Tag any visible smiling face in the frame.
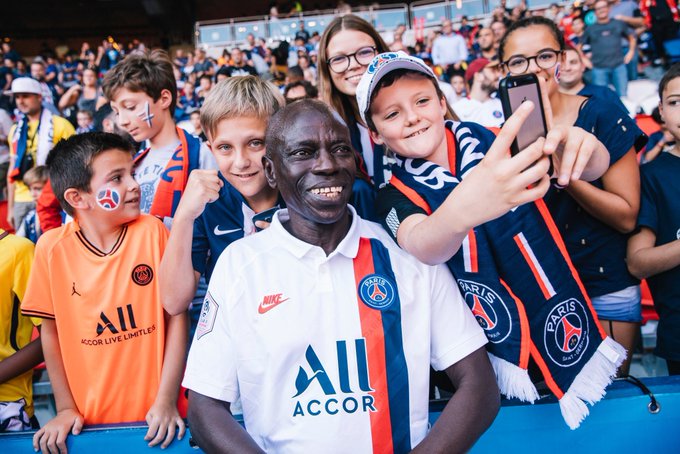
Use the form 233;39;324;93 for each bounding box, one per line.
85;149;140;224
659;77;680;144
208;115;277;212
560;49;585;89
501;24;564;97
265;104;355;228
325;29;377;97
368;73;448;166
110;87;170;142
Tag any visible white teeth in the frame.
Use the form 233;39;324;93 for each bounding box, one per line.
310;186;343;197
407;128;427;138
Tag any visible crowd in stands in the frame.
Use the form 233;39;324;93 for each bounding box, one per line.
2;0;680;451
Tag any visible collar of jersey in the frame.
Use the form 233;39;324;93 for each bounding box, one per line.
269;205;361;260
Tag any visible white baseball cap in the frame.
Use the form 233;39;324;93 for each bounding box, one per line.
356;51;436;124
5;77;42;96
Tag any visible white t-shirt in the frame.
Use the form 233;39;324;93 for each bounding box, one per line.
453;97;505;128
183;206;487;453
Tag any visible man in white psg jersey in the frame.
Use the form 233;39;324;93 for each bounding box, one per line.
182;100;499;453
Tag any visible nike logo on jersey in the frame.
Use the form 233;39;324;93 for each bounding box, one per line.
258;293;289;314
213;226;242;236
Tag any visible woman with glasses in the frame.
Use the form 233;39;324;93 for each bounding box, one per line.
499;16;646;376
318;14;392;197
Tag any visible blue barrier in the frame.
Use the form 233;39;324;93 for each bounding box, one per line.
2;376;678;452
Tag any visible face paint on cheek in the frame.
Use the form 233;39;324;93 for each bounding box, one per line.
96;187;121;211
554;63;561;83
137;101;154;128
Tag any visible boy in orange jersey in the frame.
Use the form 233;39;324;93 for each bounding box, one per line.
21;132;187;452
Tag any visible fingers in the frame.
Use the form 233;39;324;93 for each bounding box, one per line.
147;419;169;448
176;417;186;441
71;416;83;436
33;427;44;451
56;427;69;454
144;413;159;443
159;418;181;449
486;101;535;161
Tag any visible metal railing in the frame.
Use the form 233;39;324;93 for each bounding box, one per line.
194;0;561;49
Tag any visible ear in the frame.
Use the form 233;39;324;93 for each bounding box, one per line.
369;128;385;146
63;188;91;212
439;96;448;118
658;101;665;121
263;155;277;190
158;88;173;110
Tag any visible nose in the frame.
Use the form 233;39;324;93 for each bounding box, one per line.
117;110;130;126
233;148;251;170
404;107;419;126
527;57;542;74
312;148;337;174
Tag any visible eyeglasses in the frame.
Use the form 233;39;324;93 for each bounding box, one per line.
326;46;377;73
503;49;562;75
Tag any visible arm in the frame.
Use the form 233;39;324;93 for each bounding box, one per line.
616;15;646;28
187;391;264;454
7;154;15;228
159;169;221;315
33;319;84;454
627;227;680;279
413;348;500;453
0;337;43;383
564;148;640;233
57;85;80;111
144;311;188;448
624;32;637;64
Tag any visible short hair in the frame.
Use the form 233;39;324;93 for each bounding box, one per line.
46;132;134;216
284;80;318;101
499;16;565;63
365;69;457;132
659;63;680;98
200;75;284;140
265;99;344;158
102;49;177;115
77;109;94;119
23;165;49;187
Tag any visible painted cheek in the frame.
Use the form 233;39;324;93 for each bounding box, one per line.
137;101;155;128
554;63;561;83
95;186;122;211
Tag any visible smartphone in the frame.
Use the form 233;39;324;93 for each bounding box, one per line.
252;206;280;231
498;73;548;156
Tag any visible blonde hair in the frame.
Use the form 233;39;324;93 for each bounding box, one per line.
200;76;284;140
23;165;49;187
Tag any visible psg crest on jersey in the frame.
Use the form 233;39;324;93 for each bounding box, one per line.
358;273;396;310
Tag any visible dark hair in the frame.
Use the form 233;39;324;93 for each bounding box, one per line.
659;63;680;98
284;80;318;101
46;132;134;216
77;109;94;119
651;106;663;125
498;16;565;63
102;49;177;115
365;69;458;132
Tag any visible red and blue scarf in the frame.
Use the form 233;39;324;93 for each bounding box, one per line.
133;127;200;221
389;121;625;429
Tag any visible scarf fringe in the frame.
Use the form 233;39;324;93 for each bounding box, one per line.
488;353;539;403
558;336;626;429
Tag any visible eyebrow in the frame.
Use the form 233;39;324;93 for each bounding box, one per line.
105;167;127;178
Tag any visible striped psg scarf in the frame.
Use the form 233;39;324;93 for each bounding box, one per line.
389;121;625;429
9;109;54;183
133;127;200;221
353;236;410;453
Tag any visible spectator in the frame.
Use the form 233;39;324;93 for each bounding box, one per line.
222;48;258;77
558;46;629;113
188;109;207;141
15;165;47;243
641;106;674;163
102;50;217;222
490;20;508;47
471;27;497;60
58;67;101;120
22;132;187;450
297;53;316;84
193;48;213;77
432;19;469;79
627;64;680;376
422;56;465;106
60;53;79;88
76;109;95;134
294;20;310;43
0;107;12;201
6;78;75;229
453;58;504;127
609;0;645;81
183;100;498;452
566;15;586;46
1;42;20;64
196;74;213;103
581;0;636;97
0;228;42;432
283;79;318;103
29;60;58;111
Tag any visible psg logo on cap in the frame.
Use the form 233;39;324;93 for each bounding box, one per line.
367;52;400;75
358;273;396;310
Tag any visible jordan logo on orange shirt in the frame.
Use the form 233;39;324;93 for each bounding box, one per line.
258;293;289;314
71;282;81;297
